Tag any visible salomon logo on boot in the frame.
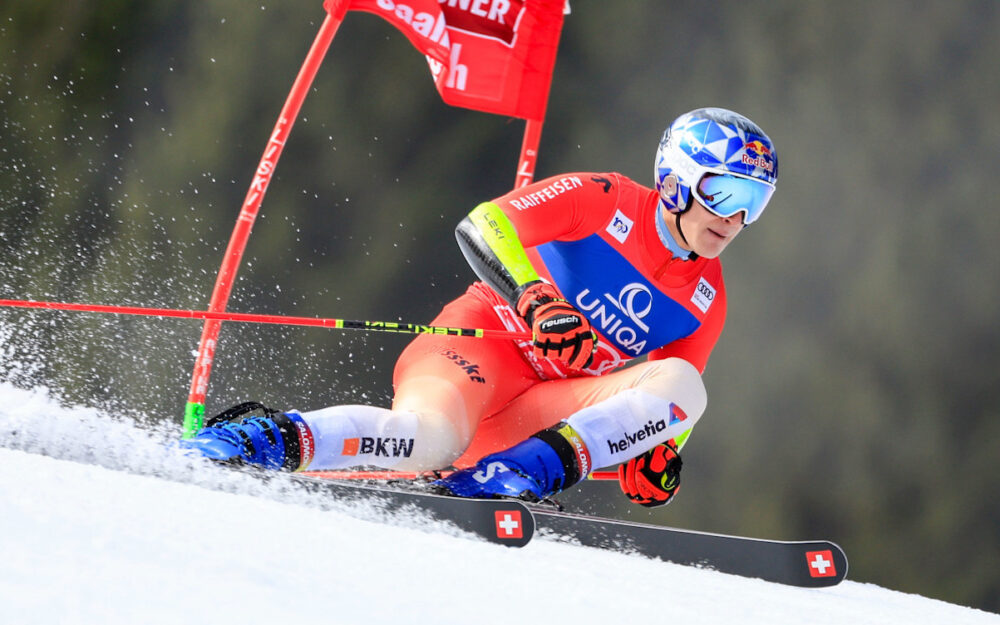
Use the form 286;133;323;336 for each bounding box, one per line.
435;422;592;500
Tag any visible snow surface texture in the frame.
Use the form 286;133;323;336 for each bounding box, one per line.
1;381;998;625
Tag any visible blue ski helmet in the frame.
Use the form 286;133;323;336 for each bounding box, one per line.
655;108;778;225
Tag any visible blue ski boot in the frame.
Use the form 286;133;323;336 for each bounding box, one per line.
179;401;315;472
436;422;593;500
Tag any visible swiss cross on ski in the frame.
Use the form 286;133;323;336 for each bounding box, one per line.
806;550;837;578
494;510;524;539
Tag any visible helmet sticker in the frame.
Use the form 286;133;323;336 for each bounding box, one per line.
741;140;774;173
655;107;777;221
661;174;678;198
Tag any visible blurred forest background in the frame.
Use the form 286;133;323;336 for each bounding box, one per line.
2;0;998;613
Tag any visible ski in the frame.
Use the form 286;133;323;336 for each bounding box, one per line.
528;505;848;587
290;474;534;547
291;473;847;586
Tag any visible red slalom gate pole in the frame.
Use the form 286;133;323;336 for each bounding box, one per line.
185;7;347;438
514;118;544;188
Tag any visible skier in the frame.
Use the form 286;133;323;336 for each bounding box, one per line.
182;107;778;507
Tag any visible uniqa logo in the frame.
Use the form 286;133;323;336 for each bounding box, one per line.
575;282;652;355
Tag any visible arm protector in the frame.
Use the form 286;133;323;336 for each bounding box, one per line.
455;202;543;305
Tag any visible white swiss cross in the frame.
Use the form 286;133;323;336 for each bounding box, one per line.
806;550;836;577
498;514;519;535
811;553;830;574
494;510;523;539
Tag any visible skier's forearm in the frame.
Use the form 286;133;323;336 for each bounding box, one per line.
455;202;543;304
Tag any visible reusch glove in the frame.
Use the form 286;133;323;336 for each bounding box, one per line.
618;441;683;508
515;281;597;370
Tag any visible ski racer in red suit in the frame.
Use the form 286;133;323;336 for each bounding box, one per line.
182;107;779;506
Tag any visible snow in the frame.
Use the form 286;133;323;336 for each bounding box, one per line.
1;381;997;625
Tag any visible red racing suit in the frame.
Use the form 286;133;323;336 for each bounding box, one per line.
459;171;726;377
390;172;726;465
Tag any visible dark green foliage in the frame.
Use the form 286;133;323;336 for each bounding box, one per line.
2;0;998;612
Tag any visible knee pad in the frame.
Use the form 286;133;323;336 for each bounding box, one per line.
567;358;707;469
395;409;471;471
631;357;707;415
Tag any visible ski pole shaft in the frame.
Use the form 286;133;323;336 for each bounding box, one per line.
0;298;531;341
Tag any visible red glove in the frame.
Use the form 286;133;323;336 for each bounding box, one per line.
515;282;596;370
618;442;683;508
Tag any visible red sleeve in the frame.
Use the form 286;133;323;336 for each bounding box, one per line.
647;279;727;374
492;173;622;247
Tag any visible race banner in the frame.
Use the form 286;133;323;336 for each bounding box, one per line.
325;0;567;120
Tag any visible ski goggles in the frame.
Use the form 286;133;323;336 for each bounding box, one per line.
695;173;775;225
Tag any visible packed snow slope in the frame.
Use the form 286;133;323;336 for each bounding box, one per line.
1;381;997;625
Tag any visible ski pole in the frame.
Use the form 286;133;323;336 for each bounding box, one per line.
0;298;530;341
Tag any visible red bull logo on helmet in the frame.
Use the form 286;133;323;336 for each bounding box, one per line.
741;140;774;172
